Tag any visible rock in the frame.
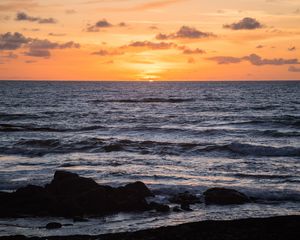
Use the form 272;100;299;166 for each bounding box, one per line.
46;222;62;229
45;170;99;196
173;206;182;212
0;171;155;218
120;181;153;198
203;188;250;205
169;191;201;205
181;203;193;211
149;202;170;212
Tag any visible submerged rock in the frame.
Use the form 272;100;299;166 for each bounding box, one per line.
0;170;154;218
203;187;250;205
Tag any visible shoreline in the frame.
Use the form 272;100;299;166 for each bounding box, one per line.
2;215;300;240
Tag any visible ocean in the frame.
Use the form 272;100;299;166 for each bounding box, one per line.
0;81;299;236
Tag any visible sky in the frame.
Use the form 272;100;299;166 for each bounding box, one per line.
0;0;299;81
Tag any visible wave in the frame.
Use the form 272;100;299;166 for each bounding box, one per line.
0;123;105;132
91;98;195;103
225;142;300;157
2;136;300;157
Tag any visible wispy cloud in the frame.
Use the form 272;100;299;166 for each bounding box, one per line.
16;12;57;24
208;53;299;65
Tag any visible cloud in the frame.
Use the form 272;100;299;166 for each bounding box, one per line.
27;39;80;50
1;52;18;59
256;45;264;49
48;33;66;37
156;26;215;40
91;49;123;56
16;12;57;24
244;54;299;65
124;41;176;50
224;17;264;30
24;49;50;58
288;46;296;51
118;22;128;27
65;9;76;14
0;32;30;50
288;66;300;72
208;53;299;66
180;47;206;54
187;57;195;64
207;56;242;64
86;19;113;32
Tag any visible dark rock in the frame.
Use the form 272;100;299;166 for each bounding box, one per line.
0;171;155;218
45;222;62;229
45;170;99;196
120;181;153;198
169;191;201;205
203;187;250;205
173;206;182;212
181;203;193;211
149;202;170;212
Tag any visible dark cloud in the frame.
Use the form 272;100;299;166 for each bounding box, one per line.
208;53;299;66
244;54;299;65
86;19;113;32
224;17;263;30
91;49;123;56
288;66;300;72
27;39;80;50
156;26;215;40
16;12;57;24
288;46;296;51
125;41;175;50
0;32;29;50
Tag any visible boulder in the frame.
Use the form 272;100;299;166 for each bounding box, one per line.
203;188;250;205
0;171;155;218
46;222;62;229
45;170;99;196
149;202;170;212
169;191;201;205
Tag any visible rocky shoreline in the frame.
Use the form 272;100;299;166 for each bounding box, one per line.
0;170;251;219
1;171;299;239
1;216;299;240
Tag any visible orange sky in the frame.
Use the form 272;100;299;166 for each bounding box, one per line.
0;0;299;80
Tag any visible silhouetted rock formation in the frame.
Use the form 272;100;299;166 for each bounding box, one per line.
0;170;153;218
203;187;250;205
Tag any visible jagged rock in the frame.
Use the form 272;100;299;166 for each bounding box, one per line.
0;171;154;218
203;188;250;205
